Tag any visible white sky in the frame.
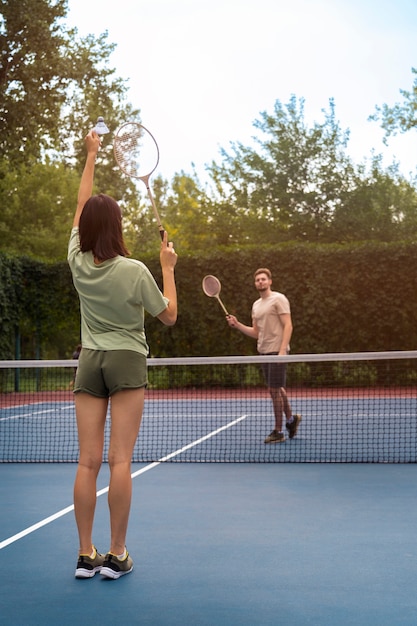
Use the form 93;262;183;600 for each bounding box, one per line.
67;0;417;181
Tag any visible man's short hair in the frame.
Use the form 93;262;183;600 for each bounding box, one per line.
254;268;272;279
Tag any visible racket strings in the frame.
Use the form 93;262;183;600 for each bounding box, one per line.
202;275;221;297
114;123;159;179
114;128;143;177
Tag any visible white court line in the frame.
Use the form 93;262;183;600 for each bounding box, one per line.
0;409;56;421
0;403;75;421
0;415;247;551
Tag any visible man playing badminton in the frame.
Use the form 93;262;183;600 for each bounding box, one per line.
226;268;301;443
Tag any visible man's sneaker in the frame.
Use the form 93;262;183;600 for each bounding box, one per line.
75;546;105;578
286;414;302;439
264;430;285;444
100;550;134;579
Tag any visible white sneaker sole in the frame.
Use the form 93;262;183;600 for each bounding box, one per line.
100;565;133;579
75;566;102;578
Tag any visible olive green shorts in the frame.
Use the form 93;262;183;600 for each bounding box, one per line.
73;348;147;398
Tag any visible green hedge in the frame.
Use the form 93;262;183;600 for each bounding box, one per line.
0;255;79;359
1;240;416;360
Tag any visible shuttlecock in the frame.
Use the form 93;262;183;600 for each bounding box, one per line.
93;116;110;135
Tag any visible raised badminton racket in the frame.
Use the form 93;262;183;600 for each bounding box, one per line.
114;122;164;239
202;275;229;316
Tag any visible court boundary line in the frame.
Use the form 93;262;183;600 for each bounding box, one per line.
0;414;247;551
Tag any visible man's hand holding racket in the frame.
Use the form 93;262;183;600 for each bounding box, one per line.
227;312;258;340
226;314;239;328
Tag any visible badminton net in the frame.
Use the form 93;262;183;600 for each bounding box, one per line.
0;351;416;463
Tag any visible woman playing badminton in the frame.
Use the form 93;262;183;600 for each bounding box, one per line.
68;129;177;579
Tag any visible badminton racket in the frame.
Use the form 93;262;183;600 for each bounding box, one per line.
202;275;229;315
114;122;164;240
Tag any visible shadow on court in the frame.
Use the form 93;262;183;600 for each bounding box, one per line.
1;462;417;625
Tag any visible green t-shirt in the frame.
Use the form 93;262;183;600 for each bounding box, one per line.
68;227;168;355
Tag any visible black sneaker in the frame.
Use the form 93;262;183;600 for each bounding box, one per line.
286;414;302;439
100;550;134;579
75;546;105;578
264;430;285;444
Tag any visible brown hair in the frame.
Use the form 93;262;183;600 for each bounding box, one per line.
79;194;130;260
254;268;272;279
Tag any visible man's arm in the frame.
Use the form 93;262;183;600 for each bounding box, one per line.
278;313;293;355
73;131;101;228
226;314;259;339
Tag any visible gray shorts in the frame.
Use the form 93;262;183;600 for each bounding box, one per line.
260;353;287;389
73;349;147;398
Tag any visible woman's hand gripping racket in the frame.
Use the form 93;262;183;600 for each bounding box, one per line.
202;275;229;316
114;122;164;240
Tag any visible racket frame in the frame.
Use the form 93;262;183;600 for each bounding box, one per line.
114;122;164;239
202;275;229;315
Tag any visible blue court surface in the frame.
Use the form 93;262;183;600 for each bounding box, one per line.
1;460;417;625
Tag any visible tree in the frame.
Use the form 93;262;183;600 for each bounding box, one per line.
0;0;139;165
0;0;141;259
331;154;417;242
0;0;70;164
162;171;214;250
207;96;355;243
0;157;81;258
370;67;417;140
204;95;417;246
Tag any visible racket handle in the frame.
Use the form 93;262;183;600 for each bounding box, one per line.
217;297;229;316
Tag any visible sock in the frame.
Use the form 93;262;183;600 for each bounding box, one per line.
287;416;294;424
89;547;96;559
117;548;127;560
